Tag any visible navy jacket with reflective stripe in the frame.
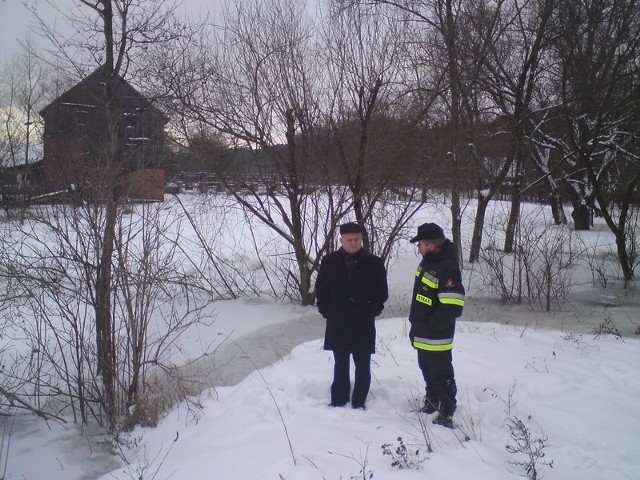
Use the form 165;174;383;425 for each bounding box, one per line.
409;240;465;350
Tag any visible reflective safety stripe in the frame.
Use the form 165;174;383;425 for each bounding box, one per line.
416;294;432;306
439;292;465;307
413;336;454;351
420;272;438;289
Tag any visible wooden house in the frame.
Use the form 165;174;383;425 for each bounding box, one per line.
38;66;168;202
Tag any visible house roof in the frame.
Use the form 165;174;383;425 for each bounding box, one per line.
39;65;168;123
2;158;44;173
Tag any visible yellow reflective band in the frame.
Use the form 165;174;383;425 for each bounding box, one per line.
420;273;438;289
439;294;465;307
439;292;465;301
413;339;454;351
416;294;432;306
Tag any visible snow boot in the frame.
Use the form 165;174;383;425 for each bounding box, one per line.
432;413;455;429
439;379;457;414
433;379;457;428
419;394;439;414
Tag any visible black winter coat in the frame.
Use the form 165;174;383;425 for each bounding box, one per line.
316;248;388;353
409;240;465;350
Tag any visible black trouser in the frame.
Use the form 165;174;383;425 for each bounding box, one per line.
417;349;457;416
331;351;371;408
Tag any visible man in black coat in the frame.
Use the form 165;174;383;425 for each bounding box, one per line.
315;222;389;409
409;222;465;428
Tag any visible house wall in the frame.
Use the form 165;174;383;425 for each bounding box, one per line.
42;135;87;191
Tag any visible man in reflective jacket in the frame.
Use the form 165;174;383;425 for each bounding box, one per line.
316;222;389;409
408;222;465;428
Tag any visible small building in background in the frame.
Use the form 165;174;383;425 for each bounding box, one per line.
0;143;44;209
38;65;168;202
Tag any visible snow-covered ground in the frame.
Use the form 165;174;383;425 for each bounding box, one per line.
2;198;639;480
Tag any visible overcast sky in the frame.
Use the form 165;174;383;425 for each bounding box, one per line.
0;0;40;62
0;0;220;64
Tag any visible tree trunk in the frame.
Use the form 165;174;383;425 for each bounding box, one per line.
504;153;523;253
549;189;567;225
96;194;117;428
469;194;488;263
450;155;463;266
285;109;314;305
615;232;634;286
504;183;521;254
444;0;463;265
571;202;591;230
96;2;119;423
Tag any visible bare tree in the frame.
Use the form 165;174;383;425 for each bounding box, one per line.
1;198;218;428
527;108;598;229
157;0;350;305
23;0;194;428
474;0;557;255
525;109;569;226
112;202;217;428
0;40;50;210
344;0;506;265
322;1;424;258
552;0;640;283
0;225;66;422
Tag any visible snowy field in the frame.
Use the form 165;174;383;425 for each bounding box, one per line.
2;195;639;480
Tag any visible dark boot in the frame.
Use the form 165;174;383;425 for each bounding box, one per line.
439;379;457;415
433;380;457;428
432;413;455;428
419;393;439;414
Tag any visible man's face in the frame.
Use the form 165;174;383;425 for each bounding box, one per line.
340;232;364;254
417;239;438;256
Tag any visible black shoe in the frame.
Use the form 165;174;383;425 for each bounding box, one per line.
328;402;347;407
432;414;455;429
352;403;366;410
419;398;438;414
419;404;437;414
